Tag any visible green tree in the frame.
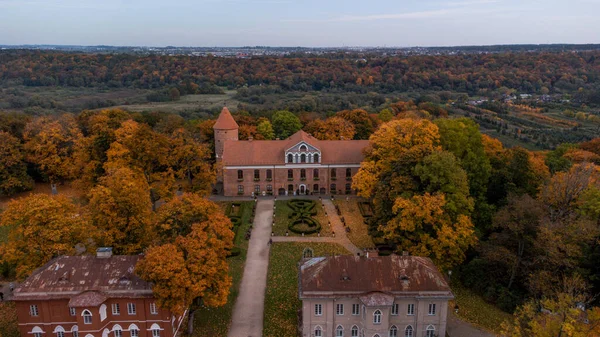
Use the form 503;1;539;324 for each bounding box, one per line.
336;109;375;140
256;118;275;140
271;110;302;139
0;131;33;196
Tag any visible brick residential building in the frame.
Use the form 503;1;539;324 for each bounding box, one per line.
12;248;184;337
213;107;369;196
299;254;453;337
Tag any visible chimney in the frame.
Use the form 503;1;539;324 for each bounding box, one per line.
96;247;113;258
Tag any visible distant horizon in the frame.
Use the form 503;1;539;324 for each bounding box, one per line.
1;0;599;47
2;42;600;49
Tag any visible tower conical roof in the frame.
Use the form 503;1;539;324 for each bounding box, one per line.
213;107;239;130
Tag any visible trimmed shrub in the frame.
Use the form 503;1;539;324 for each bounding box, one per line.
286;199;321;234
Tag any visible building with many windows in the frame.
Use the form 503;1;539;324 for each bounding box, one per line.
12;248;184;337
299;254;453;337
213;107;369;196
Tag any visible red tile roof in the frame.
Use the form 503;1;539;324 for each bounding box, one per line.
222;130;369;166
13;255;152;301
299;255;453;298
213;107;239;130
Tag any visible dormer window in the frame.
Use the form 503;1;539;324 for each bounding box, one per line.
287;154;293;163
314;153;319;162
300;154;306;163
300;144;307;151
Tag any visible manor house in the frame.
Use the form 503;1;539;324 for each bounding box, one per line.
214;107;369;197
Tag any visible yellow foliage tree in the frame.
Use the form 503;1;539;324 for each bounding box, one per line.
168;128;215;195
384;193;476;269
304;117;356;140
0;194;93;278
87;167;153;254
136;193;234;335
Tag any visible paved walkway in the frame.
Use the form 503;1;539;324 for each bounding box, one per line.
447;312;497;337
228;199;274;337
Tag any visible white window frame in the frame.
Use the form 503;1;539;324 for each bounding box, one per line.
112;303;120;315
127;303;136;315
113;328;122;337
351;325;359;337
315;303;322;316
426;325;435;337
69;307;76;316
336;325;344;337
389;326;398;337
404;325;413;337
150;324;160;337
54;326;65;337
373;310;382;324
428;303;436;316
407;303;415;316
391;303;399;315
336;303;344;315
352;303;360;315
71;326;79;337
150;302;158;315
82;310;92;324
30;305;39;317
32;327;43;337
314;326;323;337
128;325;139;337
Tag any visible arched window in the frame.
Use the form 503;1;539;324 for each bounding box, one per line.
389;326;398;337
237;170;243;180
150;324;161;337
287;153;293;163
82;310;92;324
112;325;122;337
404;326;413;337
314;326;322;337
288;169;294;180
351;326;359;337
32;327;43;337
313;169;319;179
336;325;344;337
71;326;79;337
373;335;381;337
300;169;306;179
301;154;307;163
373;310;382;324
300;144;307;151
303;248;314;258
331;168;337;178
426;325;435;337
99;304;107;321
54;326;65;337
128;325;139;337
314;153;320;162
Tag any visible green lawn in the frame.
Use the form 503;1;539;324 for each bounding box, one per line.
334;199;375;249
272;200;332;237
450;282;514;334
192;201;254;337
263;242;350;337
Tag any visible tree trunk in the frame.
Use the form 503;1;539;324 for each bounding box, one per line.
187;308;196;335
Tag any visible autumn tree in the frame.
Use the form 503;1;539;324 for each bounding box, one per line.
0;131;33;196
383;193;476;269
23;114;82;185
336;109;375;139
168;128;214;194
136;193;234;335
0;302;19;337
272;110;302;139
104;119;174;207
87;167;153;254
0;194;93;278
304;116;356;140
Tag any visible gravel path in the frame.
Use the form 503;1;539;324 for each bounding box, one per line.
228;199;273;337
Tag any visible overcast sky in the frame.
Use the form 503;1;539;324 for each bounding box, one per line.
0;0;598;47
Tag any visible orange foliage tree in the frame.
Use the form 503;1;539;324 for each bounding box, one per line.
0;131;33;196
304;116;356;140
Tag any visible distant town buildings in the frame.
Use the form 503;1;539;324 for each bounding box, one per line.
12;248;184;337
298;254;453;337
213;107;369;196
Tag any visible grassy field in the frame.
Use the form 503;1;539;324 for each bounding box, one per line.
450;282;514;334
272;199;332;237
112;91;240;116
0;183;84;209
334;199;375;249
192;201;254;337
263;242;351;337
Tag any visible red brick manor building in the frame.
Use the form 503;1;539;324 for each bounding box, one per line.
213;107;369;197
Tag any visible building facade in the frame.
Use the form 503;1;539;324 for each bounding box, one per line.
299;255;453;337
12;249;184;337
213;107;369;196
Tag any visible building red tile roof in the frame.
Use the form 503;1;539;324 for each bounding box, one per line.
299;255;453;299
213;107;239;130
13;255;153;301
222;130;369;166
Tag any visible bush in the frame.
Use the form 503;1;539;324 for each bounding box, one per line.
286;199;321;234
227;246;242;258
